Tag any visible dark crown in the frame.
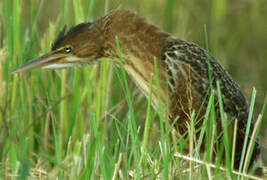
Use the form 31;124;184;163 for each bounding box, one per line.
51;22;91;51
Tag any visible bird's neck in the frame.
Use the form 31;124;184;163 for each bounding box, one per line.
100;10;172;110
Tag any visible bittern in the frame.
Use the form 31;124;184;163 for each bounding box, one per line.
13;9;260;170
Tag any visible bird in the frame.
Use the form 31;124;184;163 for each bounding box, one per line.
13;9;260;171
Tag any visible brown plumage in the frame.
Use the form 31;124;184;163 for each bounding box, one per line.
13;9;260;170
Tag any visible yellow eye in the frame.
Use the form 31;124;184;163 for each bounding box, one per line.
64;45;73;53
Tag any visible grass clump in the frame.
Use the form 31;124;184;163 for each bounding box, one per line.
0;0;266;179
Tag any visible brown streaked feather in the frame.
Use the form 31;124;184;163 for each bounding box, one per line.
162;37;260;169
102;9;170;62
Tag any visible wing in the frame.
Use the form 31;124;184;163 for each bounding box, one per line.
162;38;249;131
162;38;260;168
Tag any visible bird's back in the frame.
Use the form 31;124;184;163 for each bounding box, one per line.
161;37;260;168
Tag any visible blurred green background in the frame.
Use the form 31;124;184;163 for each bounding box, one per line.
0;0;266;178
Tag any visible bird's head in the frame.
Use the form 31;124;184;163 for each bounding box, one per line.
13;22;105;73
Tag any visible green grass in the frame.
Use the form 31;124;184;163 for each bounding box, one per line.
0;0;266;179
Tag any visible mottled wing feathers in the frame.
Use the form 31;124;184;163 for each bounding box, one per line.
162;38;249;128
162;38;260;168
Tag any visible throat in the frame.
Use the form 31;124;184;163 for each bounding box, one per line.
120;53;169;112
101;10;172;110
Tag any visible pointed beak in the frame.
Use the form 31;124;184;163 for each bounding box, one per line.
12;51;69;73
